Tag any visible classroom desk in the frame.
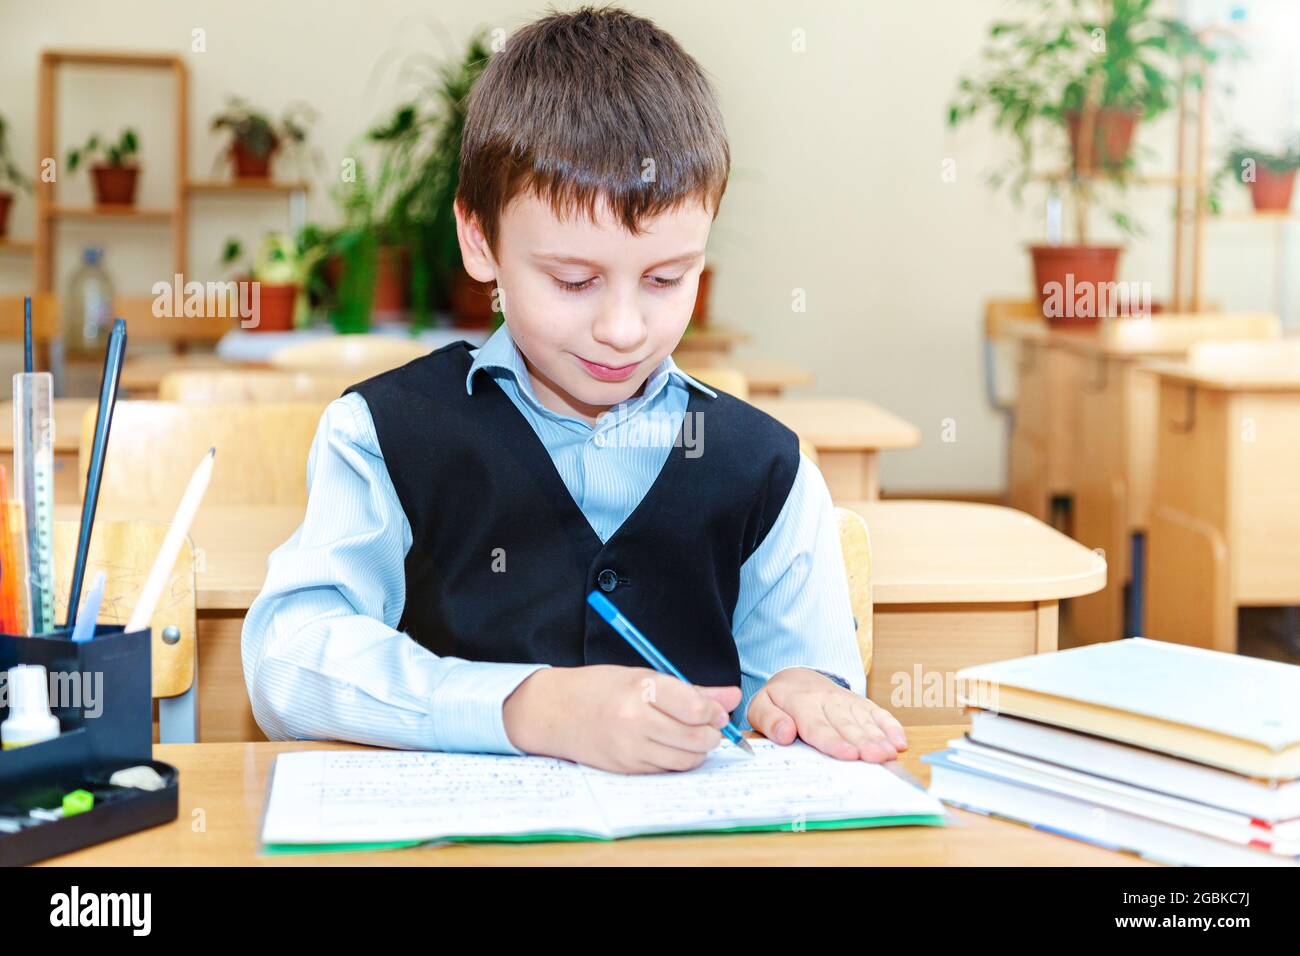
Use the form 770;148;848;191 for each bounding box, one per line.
1145;361;1300;652
36;724;1151;866
119;352;241;398
1054;314;1279;647
68;500;1106;740
849;500;1106;724
0;398;92;504
752;397;921;499
729;358;813;396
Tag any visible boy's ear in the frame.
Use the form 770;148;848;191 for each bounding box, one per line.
454;200;497;283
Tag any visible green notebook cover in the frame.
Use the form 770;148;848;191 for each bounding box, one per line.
263;813;947;855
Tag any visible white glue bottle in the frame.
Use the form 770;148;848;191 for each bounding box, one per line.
2;664;60;749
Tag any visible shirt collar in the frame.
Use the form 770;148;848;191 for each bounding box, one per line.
465;324;717;414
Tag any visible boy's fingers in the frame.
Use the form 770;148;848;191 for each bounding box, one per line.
831;701;896;762
640;738;711;773
791;704;859;761
747;691;798;745
868;701;909;751
646;675;732;726
697;685;743;714
646;708;723;754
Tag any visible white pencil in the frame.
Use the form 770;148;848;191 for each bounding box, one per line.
125;448;216;634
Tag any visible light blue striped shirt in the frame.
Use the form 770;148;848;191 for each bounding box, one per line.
241;324;864;754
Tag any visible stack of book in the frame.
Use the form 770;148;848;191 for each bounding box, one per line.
925;638;1299;866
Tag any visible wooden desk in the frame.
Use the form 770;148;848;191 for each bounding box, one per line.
1146;359;1300;652
37;725;1151;866
1057;315;1279;646
0;398;92;504
69;501;1107;739
1003;314;1277;529
848;500;1106;724
753;397;921;499
119;352;241;398
730;358;813;396
672;324;749;360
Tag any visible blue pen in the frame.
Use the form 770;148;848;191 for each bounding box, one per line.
69;571;106;643
586;590;754;756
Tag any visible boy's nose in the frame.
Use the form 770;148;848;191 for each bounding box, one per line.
591;298;648;352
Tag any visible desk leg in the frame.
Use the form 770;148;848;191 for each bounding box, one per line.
819;451;878;500
1035;601;1058;654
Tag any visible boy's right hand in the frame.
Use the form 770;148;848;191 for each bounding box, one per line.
503;665;741;774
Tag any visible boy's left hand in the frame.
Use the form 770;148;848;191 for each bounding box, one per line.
747;667;907;763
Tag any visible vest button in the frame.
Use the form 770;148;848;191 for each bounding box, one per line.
597;568;619;592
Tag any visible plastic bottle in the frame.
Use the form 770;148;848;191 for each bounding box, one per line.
64;247;114;354
1;664;60;749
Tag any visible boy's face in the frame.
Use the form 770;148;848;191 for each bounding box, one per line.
456;191;713;425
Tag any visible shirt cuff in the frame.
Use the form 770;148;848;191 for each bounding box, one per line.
773;665;853;691
427;661;550;755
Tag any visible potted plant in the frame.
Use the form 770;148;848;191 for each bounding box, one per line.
221;233;310;333
370;33;495;328
67;129;140;206
0;115;31;237
1220;140;1300;213
948;0;1218;325
211;97;318;180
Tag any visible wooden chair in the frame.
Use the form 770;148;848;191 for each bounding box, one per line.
679;365;750;400
834;506;873;680
268;334;431;379
79;401;324;509
52;519;199;742
159;368;359;403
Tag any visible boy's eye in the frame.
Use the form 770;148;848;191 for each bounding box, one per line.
647;275;684;289
553;276;596;293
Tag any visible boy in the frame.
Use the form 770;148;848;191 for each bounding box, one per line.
241;5;907;774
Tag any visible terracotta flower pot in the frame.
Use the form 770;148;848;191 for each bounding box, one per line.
690;265;714;327
249;282;298;333
1249;167;1297;213
0;190;12;237
231;141;275;180
91;165;139;206
372;246;410;322
1065;108;1139;173
449;268;497;328
1028;244;1124;328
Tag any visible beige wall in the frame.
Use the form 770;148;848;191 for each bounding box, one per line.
0;0;1296;492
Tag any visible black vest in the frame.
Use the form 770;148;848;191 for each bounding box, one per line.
345;341;800;688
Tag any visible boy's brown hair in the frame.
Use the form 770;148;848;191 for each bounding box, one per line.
458;4;730;256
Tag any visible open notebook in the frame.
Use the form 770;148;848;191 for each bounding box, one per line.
261;739;945;852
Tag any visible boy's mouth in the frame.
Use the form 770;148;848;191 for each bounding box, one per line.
576;355;640;382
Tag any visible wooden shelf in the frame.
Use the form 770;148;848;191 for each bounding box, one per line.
1210;209;1300;223
43;205;174;222
186;179;310;194
1031;169;1201;188
42;50;178;69
0;238;35;254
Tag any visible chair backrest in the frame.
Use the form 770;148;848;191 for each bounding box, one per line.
268;334;431;377
0;294;60;345
80;401;324;508
52;519;196;705
834;506;873;680
159;368;358;403
679;365;750;400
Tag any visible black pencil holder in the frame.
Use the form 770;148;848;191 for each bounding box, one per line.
0;625;178;866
